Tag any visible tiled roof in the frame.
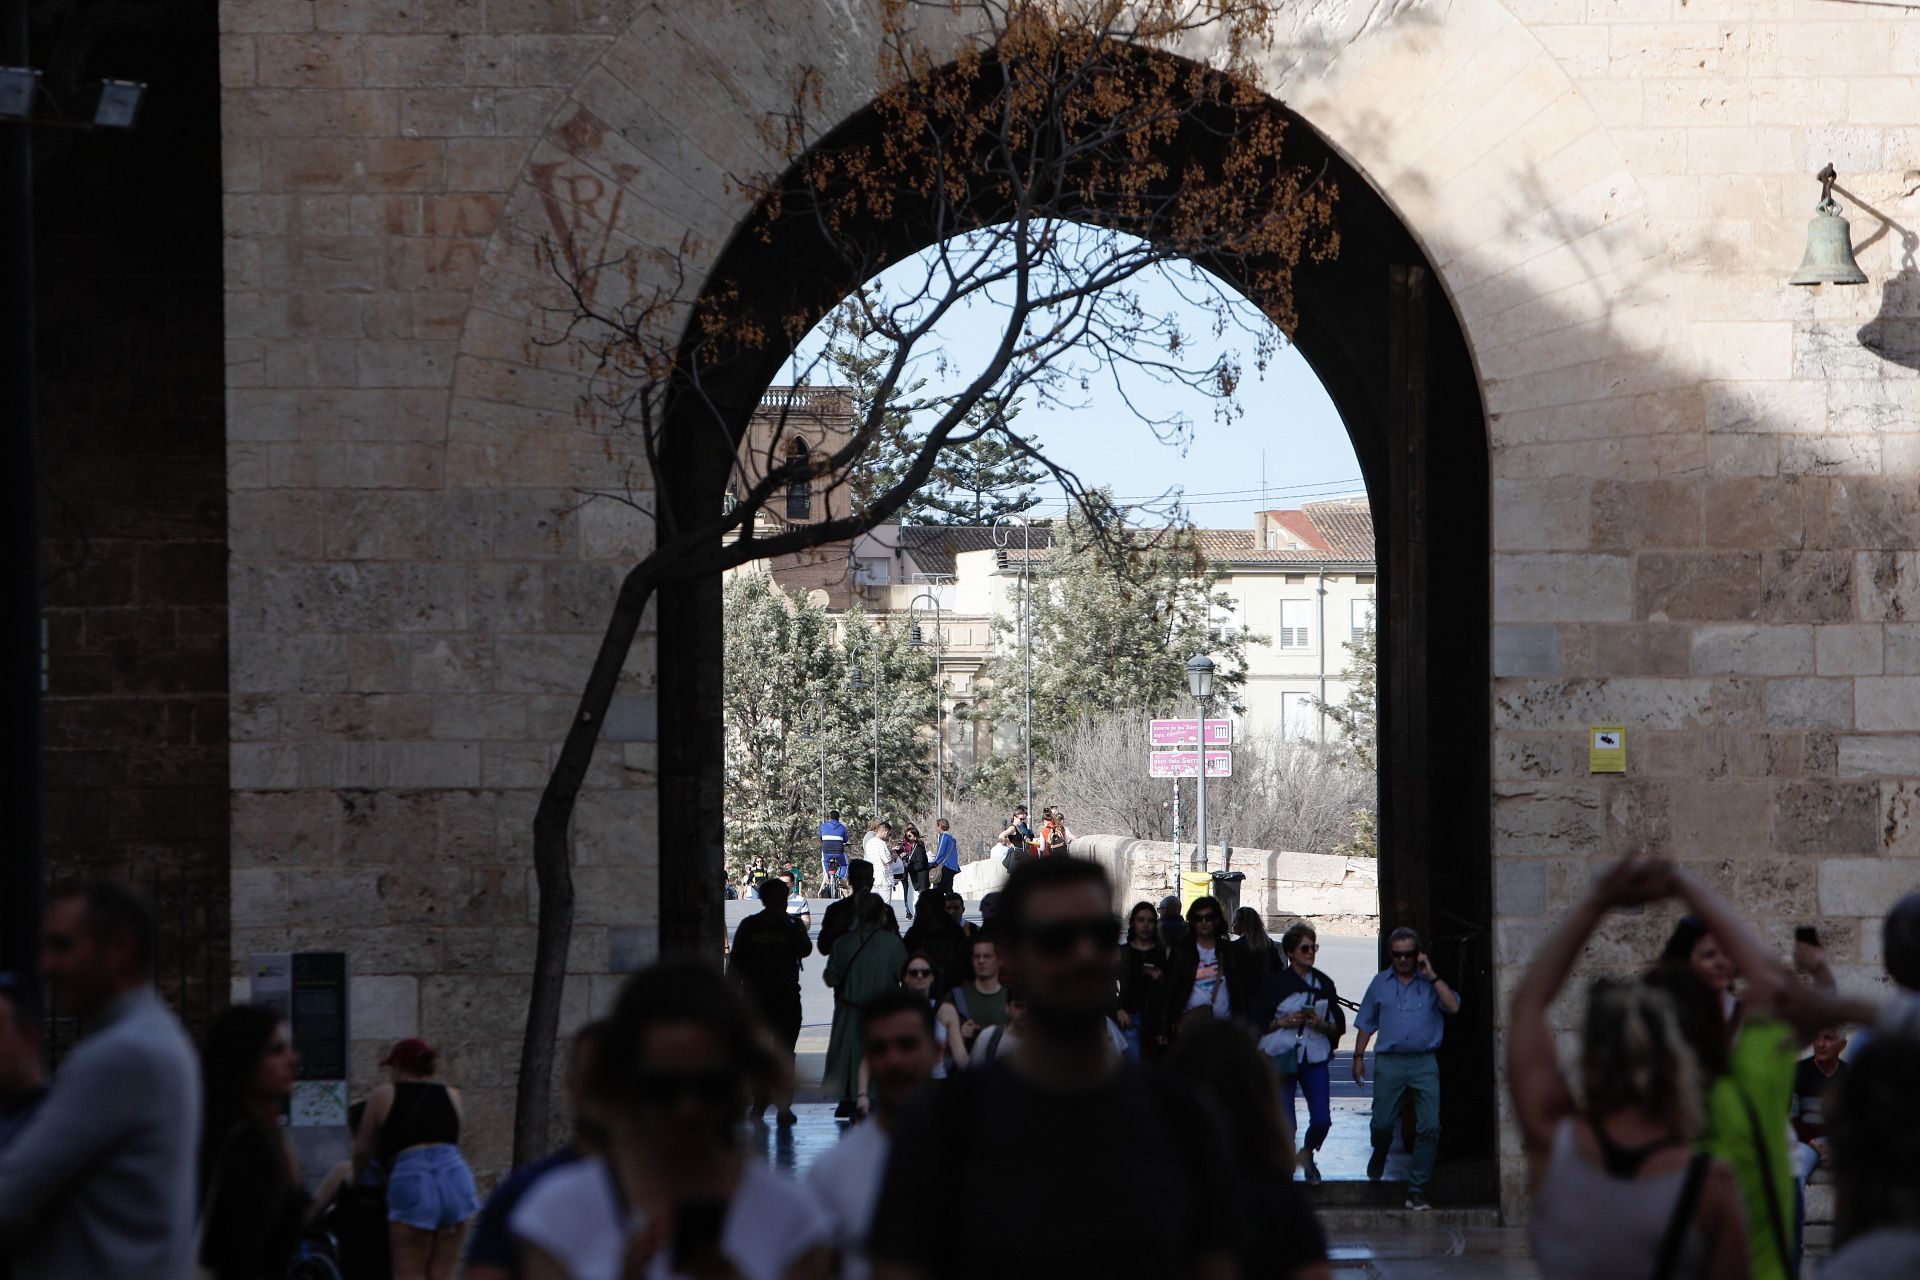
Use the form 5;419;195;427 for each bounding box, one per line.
1302;500;1375;561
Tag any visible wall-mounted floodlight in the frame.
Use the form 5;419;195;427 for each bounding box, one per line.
91;80;145;130
0;68;42;120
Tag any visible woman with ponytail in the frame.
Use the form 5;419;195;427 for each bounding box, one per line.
1508;856;1750;1280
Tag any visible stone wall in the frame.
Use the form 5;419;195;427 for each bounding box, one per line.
38;2;230;1043
1071;835;1380;936
218;0;1920;1206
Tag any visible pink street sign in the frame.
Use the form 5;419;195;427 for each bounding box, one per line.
1148;718;1233;747
1148;749;1233;778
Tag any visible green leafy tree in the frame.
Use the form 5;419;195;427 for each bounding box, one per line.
722;575;937;880
972;495;1263;803
828;304;1047;526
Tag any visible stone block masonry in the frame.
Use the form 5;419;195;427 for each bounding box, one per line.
217;0;1920;1206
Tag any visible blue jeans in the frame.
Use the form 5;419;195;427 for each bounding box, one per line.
1283;1058;1333;1153
1370;1052;1441;1195
1121;1023;1143;1063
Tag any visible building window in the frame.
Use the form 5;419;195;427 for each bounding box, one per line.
1281;691;1317;739
1210;595;1240;638
1350;597;1375;644
783;438;812;520
1356;573;1375;584
1284;572;1307;584
1279;599;1313;649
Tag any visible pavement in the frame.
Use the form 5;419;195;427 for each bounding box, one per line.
729;898;1537;1276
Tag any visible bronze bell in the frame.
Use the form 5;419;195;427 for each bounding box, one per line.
1790;164;1868;286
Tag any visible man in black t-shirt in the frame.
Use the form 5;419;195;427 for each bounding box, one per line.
869;858;1233;1280
726;878;813;1125
1790;1023;1848;1185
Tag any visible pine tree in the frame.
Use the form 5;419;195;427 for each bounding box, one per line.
826;305;1047;526
1310;596;1377;856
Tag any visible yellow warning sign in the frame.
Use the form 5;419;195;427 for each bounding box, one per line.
1589;725;1626;774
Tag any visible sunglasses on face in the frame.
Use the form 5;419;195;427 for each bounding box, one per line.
1191;912;1220;925
1023;915;1122;956
904;967;934;978
1391;950;1417;960
1295;942;1319;952
630;1069;737;1106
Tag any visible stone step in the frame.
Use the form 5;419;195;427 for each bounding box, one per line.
1314;1207;1507;1234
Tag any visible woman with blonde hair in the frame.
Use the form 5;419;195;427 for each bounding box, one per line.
1509;857;1750;1280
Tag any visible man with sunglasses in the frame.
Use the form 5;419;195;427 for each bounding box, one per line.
807;989;940;1280
869;858;1233;1280
1351;927;1460;1211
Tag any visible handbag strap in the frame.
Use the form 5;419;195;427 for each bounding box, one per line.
1735;1085;1796;1280
1649;1151;1712;1280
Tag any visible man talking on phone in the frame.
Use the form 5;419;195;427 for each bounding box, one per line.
1351;926;1460;1212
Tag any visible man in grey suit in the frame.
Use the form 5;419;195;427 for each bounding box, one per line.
0;884;201;1279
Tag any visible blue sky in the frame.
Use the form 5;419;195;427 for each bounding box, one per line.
787;229;1366;531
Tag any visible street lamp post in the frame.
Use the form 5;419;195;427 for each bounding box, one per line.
1186;654;1216;873
993;516;1035;817
801;690;827;817
852;663;879;819
909;591;945;824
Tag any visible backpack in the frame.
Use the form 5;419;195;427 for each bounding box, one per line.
1045;822;1067;854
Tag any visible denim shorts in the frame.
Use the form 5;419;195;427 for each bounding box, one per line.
386;1144;480;1230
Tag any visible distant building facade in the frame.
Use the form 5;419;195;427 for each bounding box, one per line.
728;390;1376;753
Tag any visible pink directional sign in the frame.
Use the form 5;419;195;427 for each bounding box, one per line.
1149;718;1233;747
1148;749;1233;778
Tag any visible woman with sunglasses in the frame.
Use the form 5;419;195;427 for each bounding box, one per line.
900;952;951;1078
1254;922;1346;1187
1155;895;1243;1048
1116;902;1166;1062
510;964;830;1280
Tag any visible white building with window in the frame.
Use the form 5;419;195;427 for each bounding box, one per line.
1198;500;1376;741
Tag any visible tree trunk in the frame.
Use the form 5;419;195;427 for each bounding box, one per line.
512;564;656;1166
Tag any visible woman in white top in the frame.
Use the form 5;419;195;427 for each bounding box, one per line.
510;964;829;1280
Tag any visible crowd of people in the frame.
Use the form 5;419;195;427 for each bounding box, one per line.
3;860;1918;1279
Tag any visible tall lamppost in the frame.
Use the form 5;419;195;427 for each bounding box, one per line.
1187;653;1215;873
993;515;1034;818
800;689;827;817
852;663;879;819
908;591;945;824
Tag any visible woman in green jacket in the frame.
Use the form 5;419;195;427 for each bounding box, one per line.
823;892;908;1116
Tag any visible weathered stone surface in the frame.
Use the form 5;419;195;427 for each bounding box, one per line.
1636;553;1763;621
1765;679;1854;730
1493;783;1606;857
1882;781;1920;857
1494;860;1546;916
1837;736;1920;778
1497;677;1762;732
1858;553;1920;623
1590;479;1701;550
1703;477;1808;551
1494;625;1562;677
1773;781;1880;856
1496;554;1633;622
1763;551;1855;625
1820;859;1920;916
1565;623;1693;676
1856;678;1920;732
1669;780;1772;856
1690;625;1813;675
1816;625;1883;677
350;975;419;1041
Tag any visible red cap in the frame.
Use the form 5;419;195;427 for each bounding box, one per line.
379;1037;434;1072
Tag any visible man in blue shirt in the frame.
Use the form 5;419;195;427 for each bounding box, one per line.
1351;926;1461;1211
820;810;850;896
932;818;961;892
